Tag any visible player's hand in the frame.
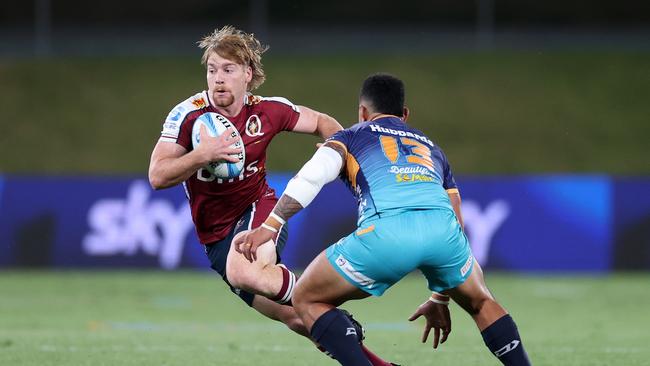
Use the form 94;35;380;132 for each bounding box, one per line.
408;298;452;349
233;226;276;262
198;125;242;163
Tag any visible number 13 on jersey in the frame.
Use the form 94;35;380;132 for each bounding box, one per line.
379;135;435;172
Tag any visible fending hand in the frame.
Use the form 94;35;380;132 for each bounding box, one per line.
408;297;452;349
232;226;276;262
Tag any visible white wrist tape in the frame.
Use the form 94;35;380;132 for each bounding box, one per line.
261;223;278;233
284;146;343;208
428;296;450;306
432;291;450;299
269;212;286;225
429;291;450;305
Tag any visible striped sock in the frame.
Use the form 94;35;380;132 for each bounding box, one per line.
271;264;296;305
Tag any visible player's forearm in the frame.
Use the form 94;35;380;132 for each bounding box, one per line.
265;195;304;230
315;112;343;139
263;145;344;229
448;192;464;230
149;150;207;189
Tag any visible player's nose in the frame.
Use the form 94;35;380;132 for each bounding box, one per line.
213;70;225;84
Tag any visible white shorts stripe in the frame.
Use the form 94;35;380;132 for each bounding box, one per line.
247;201;257;231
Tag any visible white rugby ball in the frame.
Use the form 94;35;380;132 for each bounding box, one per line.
191;112;245;178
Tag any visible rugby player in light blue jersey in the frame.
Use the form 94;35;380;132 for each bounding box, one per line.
235;73;531;366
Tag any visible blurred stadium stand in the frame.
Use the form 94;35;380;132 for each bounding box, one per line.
1;1;648;271
1;0;650;57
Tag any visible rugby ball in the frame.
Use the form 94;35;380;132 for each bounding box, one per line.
191;112;245;178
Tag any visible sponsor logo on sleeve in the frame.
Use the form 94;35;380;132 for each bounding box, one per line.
165;106;185;124
191;98;207;109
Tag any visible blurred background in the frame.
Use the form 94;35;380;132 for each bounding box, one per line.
1;0;648;270
1;1;649;365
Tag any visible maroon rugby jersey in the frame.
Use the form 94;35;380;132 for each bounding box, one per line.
160;92;300;244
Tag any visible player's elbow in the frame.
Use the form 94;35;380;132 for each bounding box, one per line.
149;176;165;191
316;113;343;139
148;170;170;190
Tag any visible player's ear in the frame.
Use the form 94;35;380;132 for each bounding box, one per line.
358;104;370;122
245;65;253;83
402;107;410;122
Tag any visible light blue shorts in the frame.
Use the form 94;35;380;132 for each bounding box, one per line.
326;209;474;296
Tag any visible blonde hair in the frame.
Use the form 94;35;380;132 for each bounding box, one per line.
198;25;269;91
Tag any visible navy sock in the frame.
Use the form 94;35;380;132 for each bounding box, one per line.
310;308;372;366
481;314;531;366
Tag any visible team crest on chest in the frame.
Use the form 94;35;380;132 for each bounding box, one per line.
245;115;264;137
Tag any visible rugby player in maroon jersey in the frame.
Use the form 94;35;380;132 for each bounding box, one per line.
148;26;394;365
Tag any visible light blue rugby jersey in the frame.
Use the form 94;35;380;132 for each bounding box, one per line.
327;116;458;226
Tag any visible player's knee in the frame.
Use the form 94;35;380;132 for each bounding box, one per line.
468;296;496;315
291;281;310;316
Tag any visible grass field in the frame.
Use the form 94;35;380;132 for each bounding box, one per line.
1;271;648;365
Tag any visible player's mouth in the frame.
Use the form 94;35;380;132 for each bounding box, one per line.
215;88;230;97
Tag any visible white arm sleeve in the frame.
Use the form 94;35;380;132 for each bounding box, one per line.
283;146;344;208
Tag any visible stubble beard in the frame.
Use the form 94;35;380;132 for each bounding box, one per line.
213;92;235;108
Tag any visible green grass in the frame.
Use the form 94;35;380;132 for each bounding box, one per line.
1;51;649;174
0;271;649;365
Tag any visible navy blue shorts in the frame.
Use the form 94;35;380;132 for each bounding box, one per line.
204;202;289;306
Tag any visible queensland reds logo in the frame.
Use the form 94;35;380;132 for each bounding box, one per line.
245;115;264;137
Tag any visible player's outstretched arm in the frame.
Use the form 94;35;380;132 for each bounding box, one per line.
448;191;464;230
408;293;452;349
292;106;343;139
234;142;346;261
149;126;241;189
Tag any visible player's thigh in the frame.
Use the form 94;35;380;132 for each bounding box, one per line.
324;221;423;297
225;224;288;281
229;231;276;265
226;237;275;287
444;260;495;313
204;234;256;306
204;213;287;305
294;251;370;307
